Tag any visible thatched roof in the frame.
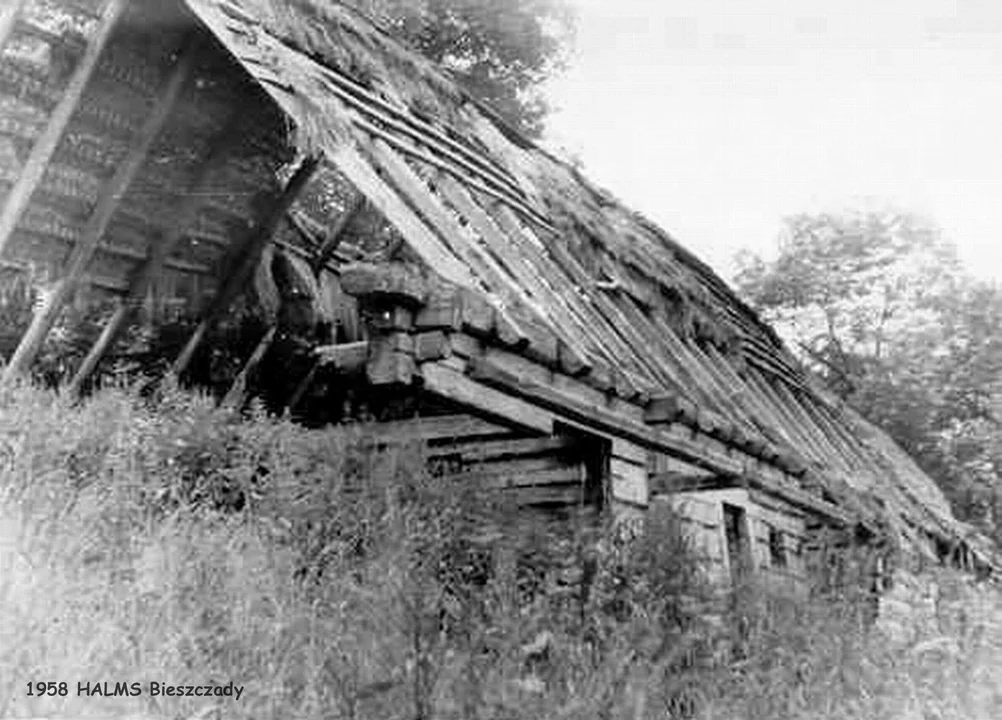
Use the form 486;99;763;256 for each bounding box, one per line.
1;0;997;570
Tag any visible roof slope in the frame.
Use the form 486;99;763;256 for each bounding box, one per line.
185;0;995;559
1;0;996;569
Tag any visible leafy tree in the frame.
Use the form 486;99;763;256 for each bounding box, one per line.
735;209;1002;544
349;0;576;138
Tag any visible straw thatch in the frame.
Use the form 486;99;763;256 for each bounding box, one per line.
0;0;996;572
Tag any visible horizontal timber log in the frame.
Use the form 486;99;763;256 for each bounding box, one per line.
333;414;521;446
465;357;855;525
427;435;577;461
314;341;368;371
650;472;739;495
420;361;553;434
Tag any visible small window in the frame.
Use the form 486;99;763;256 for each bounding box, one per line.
768;527;787;568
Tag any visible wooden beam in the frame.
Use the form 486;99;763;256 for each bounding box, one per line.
429;435;577;461
3;35;196;382
170;154;320;378
284;360;320;415
0;0;30;53
772;378;854;474
650;471;738;495
325;139;476;289
684;340;762;437
221;325;277;410
363;139;533;334
433;175;594;375
541;236;659;390
466;356;856;524
334;414;521;446
314;340;369;370
490;205;633;378
420;361;553;434
68;113;244;395
310;194;366;272
0;0;129;260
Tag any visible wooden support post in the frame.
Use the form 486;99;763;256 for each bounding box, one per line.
285;360;320;415
170;154;320;378
221;325;277;410
0;0;30;53
68;113;243;395
2;36;196;383
313;195;365;272
0;0;129;260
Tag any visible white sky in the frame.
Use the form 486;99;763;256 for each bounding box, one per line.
544;0;1002;283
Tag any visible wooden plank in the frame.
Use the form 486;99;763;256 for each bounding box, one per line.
420;361;553;434
798;393;874;473
469;455;574;479
699;343;787;449
351;414;520;445
744;369;823;466
540;234;656;386
0;0;30;53
0;0;129;260
312;194;365;272
484;207;625;376
575;285;666;393
365;140;517;297
467;356;740;474
171;155;320;377
506;484;584;507
685;340;763;437
771;378;853;473
650;471;738;495
466;356;856;524
481;344;644;423
363;139;538;349
326;140;476;289
697;338;798;449
353;116;551;231
490;205;632;376
429;435;576;462
3;35;196;382
285;360;320;415
428;179;573;368
434;172;593;371
221;325;277;410
68;113;244;395
754;371;828;466
611;437;647;465
314;340;369;370
605;291;698;393
610;456;649;507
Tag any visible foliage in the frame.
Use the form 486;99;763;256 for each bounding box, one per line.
3;384;1001;719
735;208;1002;544
349;0;576;138
0;384;711;719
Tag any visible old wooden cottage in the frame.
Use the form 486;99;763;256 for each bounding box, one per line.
0;0;998;593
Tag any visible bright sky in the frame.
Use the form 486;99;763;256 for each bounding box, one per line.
544;0;1002;283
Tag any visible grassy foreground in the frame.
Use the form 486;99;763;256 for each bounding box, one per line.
1;384;1000;719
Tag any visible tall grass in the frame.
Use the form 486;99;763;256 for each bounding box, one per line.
1;383;1000;719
